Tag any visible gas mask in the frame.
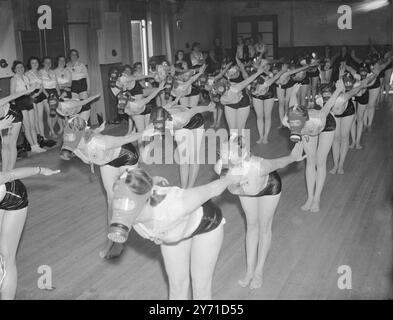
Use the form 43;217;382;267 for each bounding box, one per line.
226;66;240;80
342;73;356;91
108;173;152;243
171;79;192;97
60;116;87;160
319;83;335;104
117;91;132;114
109;68;120;88
210;78;229;103
287;105;309;142
150;107;172;135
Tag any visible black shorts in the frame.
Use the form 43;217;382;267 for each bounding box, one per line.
0;180;28;211
129;81;143;96
355;90;369;105
322;113;336;132
280;78;295;90
240;171;282;197
225;90;250;109
45;88;58;98
185;86;200;97
139;104;154;116
190;200;223;237
294;77;310;85
335;100;355;118
183;113;205;129
13;95;33;111
307;69;320;78
32;89;46;104
106;143;139;168
71;78;88;94
1;104;23;123
368;77;380;89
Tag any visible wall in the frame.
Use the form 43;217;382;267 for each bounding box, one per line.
167;0;391;53
0;0;18;79
218;1;391;48
170;1;218;56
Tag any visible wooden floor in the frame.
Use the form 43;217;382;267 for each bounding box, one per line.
14;98;393;300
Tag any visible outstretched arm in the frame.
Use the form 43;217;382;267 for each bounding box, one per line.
258;142;306;176
320;80;345;118
97;132;143;150
235;56;249;79
135;82;165;108
179;175;240;213
0;167;60;185
213;62;233;81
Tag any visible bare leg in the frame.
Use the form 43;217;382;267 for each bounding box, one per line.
253;98;264;143
238;196;259;287
190;224;224;299
311;131;334;212
330;117;341;174
276;87;285;127
187;127;205;188
367;88;379;128
236;106;250;132
302;136;318;210
250;194;281;289
337;115;355;174
355;104;366;148
0;208;28;300
224;106;237;131
161;238;192;300
262;98;274;144
99;165;125;259
175;129;191;188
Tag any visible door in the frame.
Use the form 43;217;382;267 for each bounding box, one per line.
231;15;278;59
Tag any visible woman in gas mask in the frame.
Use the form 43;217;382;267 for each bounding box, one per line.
59;96;159;259
107;167;243;300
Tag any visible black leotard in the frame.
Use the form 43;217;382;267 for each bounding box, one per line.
0;180;28;211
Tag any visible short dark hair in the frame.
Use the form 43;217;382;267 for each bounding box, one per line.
68;49;79;59
11;60;24;73
27;56;40;70
55;55;67;68
42;56;53;65
125;168;154;195
122;64;133;73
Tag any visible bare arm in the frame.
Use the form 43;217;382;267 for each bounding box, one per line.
213;63;233;81
98;132;143;150
259;142;305;176
320;86;343;118
235;56;249;79
0;167;59;185
179;175;235;213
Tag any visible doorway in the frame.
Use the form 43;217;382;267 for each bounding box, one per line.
231;15;278;59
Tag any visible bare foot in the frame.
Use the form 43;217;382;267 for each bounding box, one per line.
330;167;338;174
262;137;268;144
310;199;320;212
256;138;263;144
355;144;363;150
349;143;355;149
249;274;263;290
238;273;253;288
337;167;344;175
99;241;124;259
301;198;313;211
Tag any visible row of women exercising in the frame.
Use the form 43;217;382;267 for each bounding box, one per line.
0;43;390;299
